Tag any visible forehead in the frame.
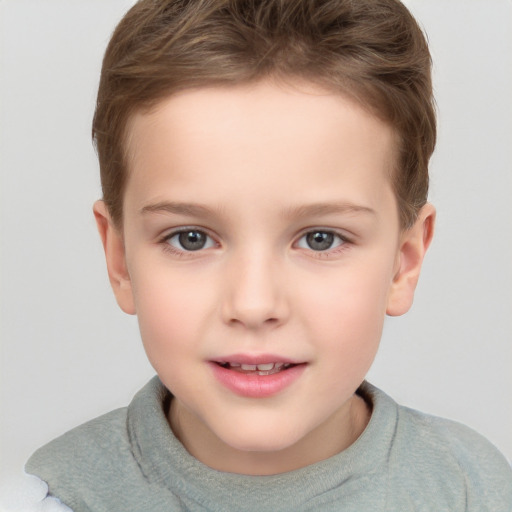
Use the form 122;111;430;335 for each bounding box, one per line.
123;80;398;219
126;80;396;158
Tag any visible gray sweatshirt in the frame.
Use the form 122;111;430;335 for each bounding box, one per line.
26;377;512;511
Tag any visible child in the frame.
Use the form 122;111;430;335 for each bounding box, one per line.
16;0;512;510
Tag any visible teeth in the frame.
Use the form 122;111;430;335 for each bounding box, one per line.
220;362;295;373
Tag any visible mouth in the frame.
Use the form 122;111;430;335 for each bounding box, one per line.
210;357;306;398
214;361;297;376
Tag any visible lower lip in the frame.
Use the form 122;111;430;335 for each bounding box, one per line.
209;363;306;398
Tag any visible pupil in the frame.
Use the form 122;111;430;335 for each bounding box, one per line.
307;231;333;251
179;231;206;251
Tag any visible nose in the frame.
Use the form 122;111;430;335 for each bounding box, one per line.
221;248;289;330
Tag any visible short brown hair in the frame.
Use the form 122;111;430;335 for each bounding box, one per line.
93;0;436;229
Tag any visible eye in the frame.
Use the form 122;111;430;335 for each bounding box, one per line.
165;229;215;252
296;230;345;251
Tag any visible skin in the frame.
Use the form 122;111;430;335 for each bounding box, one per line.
94;80;435;475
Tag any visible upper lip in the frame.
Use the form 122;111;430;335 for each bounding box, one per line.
211;353;303;365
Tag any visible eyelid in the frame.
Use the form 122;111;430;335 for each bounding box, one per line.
295;227;351;241
157;225;352;256
294;228;352;252
160;225;216;239
160;226;219;253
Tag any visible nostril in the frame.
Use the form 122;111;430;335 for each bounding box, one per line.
227;315;280;328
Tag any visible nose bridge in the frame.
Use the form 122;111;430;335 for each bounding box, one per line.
222;242;287;329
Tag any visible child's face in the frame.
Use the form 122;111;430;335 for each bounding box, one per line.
96;80;433;474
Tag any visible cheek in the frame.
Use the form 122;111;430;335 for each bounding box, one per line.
305;279;386;389
299;260;393;350
129;263;214;367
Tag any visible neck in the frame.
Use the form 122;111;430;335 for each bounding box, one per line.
168;393;370;476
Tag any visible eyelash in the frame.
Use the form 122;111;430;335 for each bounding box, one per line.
158;227;352;258
160;227;217;257
295;229;351;257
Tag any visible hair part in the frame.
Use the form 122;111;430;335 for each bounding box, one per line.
93;0;436;229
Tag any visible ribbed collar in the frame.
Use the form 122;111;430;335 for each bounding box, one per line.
127;376;397;511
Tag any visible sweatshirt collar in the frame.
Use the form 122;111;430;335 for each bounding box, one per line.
127;376;396;511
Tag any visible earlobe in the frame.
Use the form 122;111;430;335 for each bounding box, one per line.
386;203;436;317
93;200;136;315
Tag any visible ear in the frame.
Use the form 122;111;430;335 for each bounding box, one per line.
93;200;136;315
386;203;436;316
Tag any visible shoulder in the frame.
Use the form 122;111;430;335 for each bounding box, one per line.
24;407;133;510
22;378;180;511
393;401;512;510
26;406;129;474
398;404;510;469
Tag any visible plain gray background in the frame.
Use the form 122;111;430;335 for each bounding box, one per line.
1;0;511;477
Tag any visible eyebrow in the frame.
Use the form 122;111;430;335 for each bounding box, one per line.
283;202;376;220
140;201;376;219
140;201;220;217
